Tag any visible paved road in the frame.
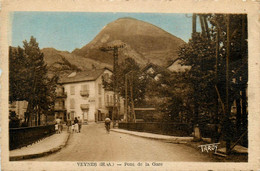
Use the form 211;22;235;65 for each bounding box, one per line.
31;123;216;161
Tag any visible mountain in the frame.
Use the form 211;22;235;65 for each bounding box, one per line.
72;17;186;67
42;17;185;75
42;48;112;75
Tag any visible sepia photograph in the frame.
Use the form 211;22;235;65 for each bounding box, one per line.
1;0;259;170
8;12;248;162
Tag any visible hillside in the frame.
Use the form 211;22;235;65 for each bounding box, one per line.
72;17;185;67
41;17;185;74
42;48;112;74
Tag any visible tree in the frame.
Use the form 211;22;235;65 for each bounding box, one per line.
9;46;30;102
9;36;57;126
178;32;216;125
176;14;248;148
102;58;149;121
147;68;193;123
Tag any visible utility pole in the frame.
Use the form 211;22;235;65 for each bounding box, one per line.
192;14;197;38
125;74;128;122
225;14;231;154
215;18;220;138
100;44;125;125
130;72;136;123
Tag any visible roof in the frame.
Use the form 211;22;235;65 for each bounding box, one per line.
58;68;112;84
141;63;171;77
141;63;165;73
167;58;191;72
166;58;181;68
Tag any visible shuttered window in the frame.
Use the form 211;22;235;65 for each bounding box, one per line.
81;84;89;91
70;85;75;95
98;84;102;95
70;98;75;109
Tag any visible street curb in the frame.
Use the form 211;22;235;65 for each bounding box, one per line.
111;129;193;142
9;133;71;161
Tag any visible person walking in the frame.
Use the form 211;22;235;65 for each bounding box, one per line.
66;119;72;133
60;117;63;132
71;121;75;133
104;117;111;134
55;117;61;133
78;116;82;133
74;117;79;133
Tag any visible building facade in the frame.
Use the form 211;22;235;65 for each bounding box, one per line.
9;101;28;120
56;68;124;123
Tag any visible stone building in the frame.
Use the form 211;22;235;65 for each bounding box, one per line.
55;68;124;123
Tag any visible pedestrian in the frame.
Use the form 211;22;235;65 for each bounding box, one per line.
60;117;63;132
55;117;61;133
55;123;59;134
71;123;75;133
66;119;72;133
104;117;111;134
74;117;79;133
78;116;82;133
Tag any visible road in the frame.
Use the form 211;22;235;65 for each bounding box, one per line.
31;123;217;161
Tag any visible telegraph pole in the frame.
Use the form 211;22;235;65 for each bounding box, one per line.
129;72;136;123
225;14;231;154
125;74;128;122
100;44;125;125
192;13;197;37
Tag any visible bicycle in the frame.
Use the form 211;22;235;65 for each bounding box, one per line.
105;123;110;134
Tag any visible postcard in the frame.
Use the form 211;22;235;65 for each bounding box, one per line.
1;0;259;170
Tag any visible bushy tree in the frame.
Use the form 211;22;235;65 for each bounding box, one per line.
103;58;148;105
9;46;29;102
178;32;216;125
146;68;193;123
9;36;57;126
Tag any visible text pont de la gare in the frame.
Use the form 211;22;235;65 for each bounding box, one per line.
77;162;163;167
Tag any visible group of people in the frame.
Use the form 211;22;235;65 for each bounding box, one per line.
55;116;82;134
55;116;111;134
55;117;63;134
66;117;82;133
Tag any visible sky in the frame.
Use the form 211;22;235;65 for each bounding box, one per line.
11;12;196;52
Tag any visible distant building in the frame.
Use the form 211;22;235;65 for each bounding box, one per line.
54;85;67;121
9;101;28;121
56;68;124;123
141;63;167;81
167;58;191;72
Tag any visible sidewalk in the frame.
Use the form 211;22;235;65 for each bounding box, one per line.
10;128;70;161
111;128;193;142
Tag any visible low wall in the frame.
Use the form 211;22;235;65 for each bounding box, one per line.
118;122;193;136
9;124;55;150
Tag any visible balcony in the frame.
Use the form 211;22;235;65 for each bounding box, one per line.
80;90;89;97
10;104;16;108
54;105;66;111
56;92;67;98
80;104;89;110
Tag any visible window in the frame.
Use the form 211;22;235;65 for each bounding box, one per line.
99;97;102;108
81;84;89;96
107;95;109;104
70;85;75;95
81;84;89;91
70;98;75;109
70;111;75;120
23;101;28;109
110;95;113;104
98;84;102;95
